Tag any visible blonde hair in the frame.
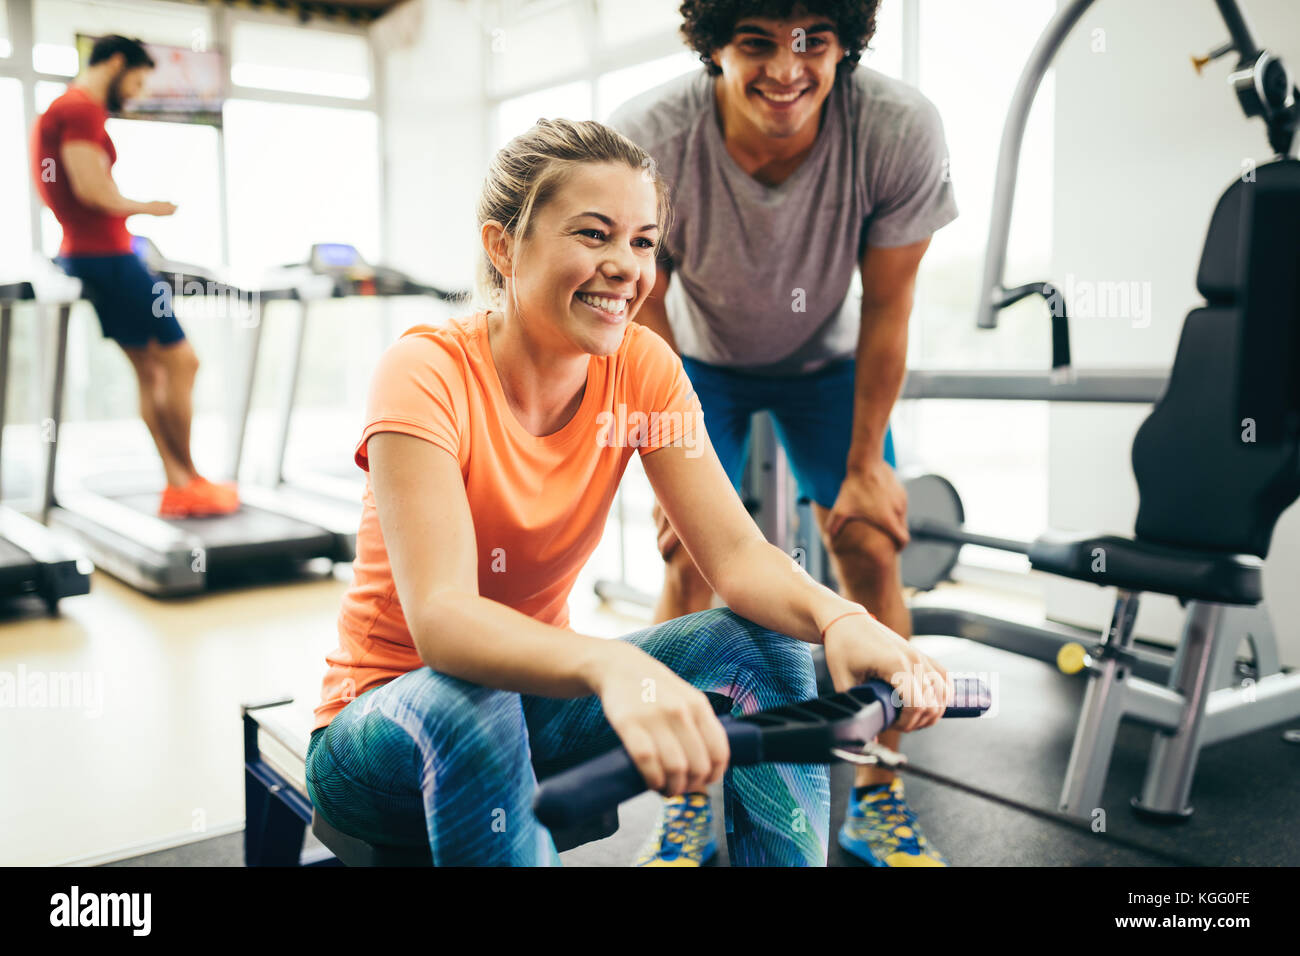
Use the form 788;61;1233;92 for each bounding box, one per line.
475;117;672;308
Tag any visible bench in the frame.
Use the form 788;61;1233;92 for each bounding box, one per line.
241;697;620;866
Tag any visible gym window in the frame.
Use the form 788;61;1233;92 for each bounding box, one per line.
32;0;210;76
230;20;371;100
0;79;29;265
5;0;382;490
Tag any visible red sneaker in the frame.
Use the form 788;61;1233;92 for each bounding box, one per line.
158;477;241;518
195;476;240;510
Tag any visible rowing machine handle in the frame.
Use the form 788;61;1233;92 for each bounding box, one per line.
532;714;763;832
533;678;985;831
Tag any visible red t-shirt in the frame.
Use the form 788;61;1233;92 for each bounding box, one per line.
30;86;132;256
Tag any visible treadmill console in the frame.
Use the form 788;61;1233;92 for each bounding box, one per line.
307;243;423;296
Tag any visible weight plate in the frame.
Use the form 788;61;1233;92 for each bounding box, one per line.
901;473;965;591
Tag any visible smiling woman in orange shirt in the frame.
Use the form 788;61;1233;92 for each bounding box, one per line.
305;117;951;866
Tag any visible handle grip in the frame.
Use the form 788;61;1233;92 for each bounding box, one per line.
533;678;990;830
533;720;762;831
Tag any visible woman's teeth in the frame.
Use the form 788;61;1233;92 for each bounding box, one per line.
576;292;626;314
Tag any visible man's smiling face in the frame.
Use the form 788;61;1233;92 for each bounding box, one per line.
711;7;845;139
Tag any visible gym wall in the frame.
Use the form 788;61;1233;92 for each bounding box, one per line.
373;0;483;291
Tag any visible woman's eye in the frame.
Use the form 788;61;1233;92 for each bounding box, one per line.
633;237;656;249
579;229;606;240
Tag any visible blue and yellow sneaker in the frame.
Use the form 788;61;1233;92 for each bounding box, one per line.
634;792;717;867
838;777;948;867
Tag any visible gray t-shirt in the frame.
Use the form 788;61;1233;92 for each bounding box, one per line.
608;66;958;375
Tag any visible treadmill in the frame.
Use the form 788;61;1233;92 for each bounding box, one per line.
260;242;466;509
0;278;91;611
40;239;353;597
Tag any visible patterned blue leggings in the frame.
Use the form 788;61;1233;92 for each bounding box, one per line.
304;608;830;866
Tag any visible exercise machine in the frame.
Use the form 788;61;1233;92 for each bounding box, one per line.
253;242;467;512
0;276;90;612
907;0;1300;820
41;239;354;597
243;677;991;866
534;677;991;831
242;695;619;866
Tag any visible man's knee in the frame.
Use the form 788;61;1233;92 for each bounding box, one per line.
161;342;199;382
124;349;162;393
663;546;713;601
824;519;899;579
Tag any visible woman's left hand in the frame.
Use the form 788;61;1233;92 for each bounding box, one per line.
822;611;952;732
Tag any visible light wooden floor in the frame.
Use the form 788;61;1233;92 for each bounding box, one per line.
0;549;659;866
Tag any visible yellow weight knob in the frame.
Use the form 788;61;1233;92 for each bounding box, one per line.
1057;642;1089;675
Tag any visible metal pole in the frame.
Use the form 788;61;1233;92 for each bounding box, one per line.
229;296;265;481
271;297;309;487
10;0;43;255
41;303;70;523
0;303;11;502
1212;0;1261;62
976;0;1095;330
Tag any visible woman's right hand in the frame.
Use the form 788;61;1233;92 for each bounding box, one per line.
592;642;729;796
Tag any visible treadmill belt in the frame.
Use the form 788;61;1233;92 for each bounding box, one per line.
112;493;336;552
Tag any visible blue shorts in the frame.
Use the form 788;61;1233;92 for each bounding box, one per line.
55;252;185;348
681;356;895;510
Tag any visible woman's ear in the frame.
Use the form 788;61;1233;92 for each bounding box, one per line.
481;220;515;280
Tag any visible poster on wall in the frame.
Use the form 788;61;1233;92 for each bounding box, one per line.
76;34;225;126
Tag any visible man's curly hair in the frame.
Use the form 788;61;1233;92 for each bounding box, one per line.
679;1;881;77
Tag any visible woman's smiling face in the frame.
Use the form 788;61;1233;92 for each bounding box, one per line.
499;162;661;356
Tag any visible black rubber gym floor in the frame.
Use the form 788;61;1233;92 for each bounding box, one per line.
106;637;1299;867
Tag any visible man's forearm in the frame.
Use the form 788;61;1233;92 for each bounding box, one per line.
77;182;149;217
93;190;152;217
847;299;910;472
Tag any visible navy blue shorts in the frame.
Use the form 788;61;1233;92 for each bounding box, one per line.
55;252;185;348
681;356;896;510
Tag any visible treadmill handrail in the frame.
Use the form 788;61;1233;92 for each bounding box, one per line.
0;508;86;565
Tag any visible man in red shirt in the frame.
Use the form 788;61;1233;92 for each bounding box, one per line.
31;34;237;517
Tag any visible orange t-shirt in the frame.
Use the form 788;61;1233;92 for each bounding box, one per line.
313;310;702;730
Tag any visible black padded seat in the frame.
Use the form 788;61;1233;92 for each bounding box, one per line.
1027;531;1263;605
311;811;432;867
310;806;621;866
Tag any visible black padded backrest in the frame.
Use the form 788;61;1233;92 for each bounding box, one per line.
1197;159;1300;303
1236;165;1300;444
1132;160;1300;557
